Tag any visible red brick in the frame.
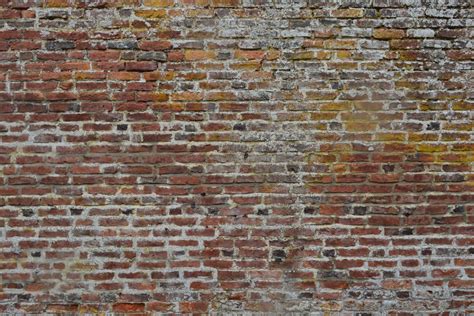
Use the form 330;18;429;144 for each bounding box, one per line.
180;302;209;313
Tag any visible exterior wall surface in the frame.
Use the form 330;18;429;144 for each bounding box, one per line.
0;0;473;314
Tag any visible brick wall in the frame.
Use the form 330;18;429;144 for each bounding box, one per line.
0;0;473;314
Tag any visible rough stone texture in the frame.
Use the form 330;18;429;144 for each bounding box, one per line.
0;0;473;314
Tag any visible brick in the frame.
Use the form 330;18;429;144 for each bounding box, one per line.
138;40;173;51
369;216;401;226
147;302;174;311
112;303;145;313
211;0;240;7
331;8;364;18
184;50;216;61
373;28;406;39
135;9;167;18
144;0;175;6
180;302;209;313
125;61;157;71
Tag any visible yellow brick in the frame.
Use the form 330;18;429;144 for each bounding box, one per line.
320;102;352;111
441;133;470;141
373;28;405;39
327;62;358;70
306;91;338;100
346;122;377;132
70;262;97;271
418;102;449;111
211;0;239;7
290;51;314;60
303;39;325;48
135;9;167;18
144;0;174;6
353;102;384;111
375;133;406;141
292;51;331;60
207;133;236;141
445;123;473;131
408;133;438;142
45;0;68;7
336;51;352;59
331;8;364;18
341;112;371;121
315;51;332;59
452;101;473;111
452;144;474;151
184;50;216;61
307;154;337;164
417;144;448;152
266;49;280;61
182;0;209;6
230;61;261;70
310;113;338;120
438;154;470;163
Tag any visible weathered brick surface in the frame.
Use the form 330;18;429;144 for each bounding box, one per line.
0;0;473;314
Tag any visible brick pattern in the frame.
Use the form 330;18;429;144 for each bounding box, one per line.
0;0;473;314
